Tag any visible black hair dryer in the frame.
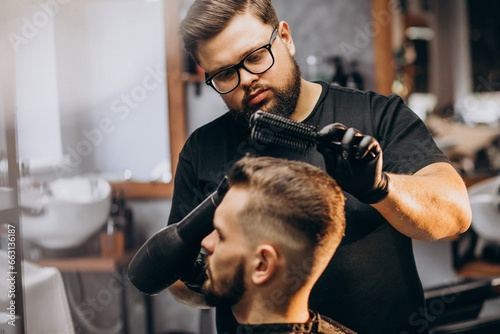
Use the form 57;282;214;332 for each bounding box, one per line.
128;176;229;295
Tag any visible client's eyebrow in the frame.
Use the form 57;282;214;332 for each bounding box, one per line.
212;218;225;240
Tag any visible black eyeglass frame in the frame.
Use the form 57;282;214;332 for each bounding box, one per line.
205;27;279;94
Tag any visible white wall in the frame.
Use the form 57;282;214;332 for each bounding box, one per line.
8;2;63;165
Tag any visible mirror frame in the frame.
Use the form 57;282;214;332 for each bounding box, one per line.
373;0;394;96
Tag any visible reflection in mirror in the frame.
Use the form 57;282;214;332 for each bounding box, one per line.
13;0;170;183
0;115;7;188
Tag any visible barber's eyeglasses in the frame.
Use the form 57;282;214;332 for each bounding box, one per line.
205;27;278;94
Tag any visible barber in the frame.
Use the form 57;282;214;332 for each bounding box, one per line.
167;1;472;333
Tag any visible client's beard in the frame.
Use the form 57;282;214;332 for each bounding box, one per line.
202;259;246;307
230;57;302;128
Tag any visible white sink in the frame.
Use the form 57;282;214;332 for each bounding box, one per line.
20;177;111;249
468;175;500;242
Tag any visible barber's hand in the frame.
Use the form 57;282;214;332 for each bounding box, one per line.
317;123;390;204
180;248;208;294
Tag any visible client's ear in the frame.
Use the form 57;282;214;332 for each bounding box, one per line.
251;245;279;285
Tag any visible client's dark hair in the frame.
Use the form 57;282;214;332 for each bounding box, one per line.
228;155;346;279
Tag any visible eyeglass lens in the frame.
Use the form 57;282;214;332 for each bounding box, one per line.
212;47;274;93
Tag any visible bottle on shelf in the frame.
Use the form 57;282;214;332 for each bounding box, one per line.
330;56;348;87
112;189;134;251
100;217;124;258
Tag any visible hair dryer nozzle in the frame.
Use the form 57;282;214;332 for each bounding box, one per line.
128;224;198;295
128;176;229;295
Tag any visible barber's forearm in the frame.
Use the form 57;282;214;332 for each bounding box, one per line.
168;280;212;309
372;163;472;241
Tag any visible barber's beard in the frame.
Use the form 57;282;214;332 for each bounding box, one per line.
202;258;246;307
230;57;302;128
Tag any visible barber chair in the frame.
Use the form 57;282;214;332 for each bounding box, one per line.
424;175;500;333
425;277;500;333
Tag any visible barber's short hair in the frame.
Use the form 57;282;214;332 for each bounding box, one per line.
180;0;279;62
228;155;346;274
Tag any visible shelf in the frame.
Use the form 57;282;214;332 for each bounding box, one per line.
181;73;204;83
35;250;137;272
110;181;173;200
456;260;500;279
463;173;498;188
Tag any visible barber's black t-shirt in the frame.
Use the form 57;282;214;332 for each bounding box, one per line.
168;82;449;334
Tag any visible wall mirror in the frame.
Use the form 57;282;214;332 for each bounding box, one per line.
8;0;180;198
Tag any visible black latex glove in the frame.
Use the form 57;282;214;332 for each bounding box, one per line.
317;123;390;204
180;248;208;294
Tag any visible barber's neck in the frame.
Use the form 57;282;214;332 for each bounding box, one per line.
289;79;322;123
231;287;311;325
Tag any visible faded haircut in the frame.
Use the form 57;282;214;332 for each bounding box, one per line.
228;155;346;280
180;0;279;62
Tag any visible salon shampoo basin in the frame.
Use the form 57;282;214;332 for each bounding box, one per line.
20;176;111;249
468;175;500;242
